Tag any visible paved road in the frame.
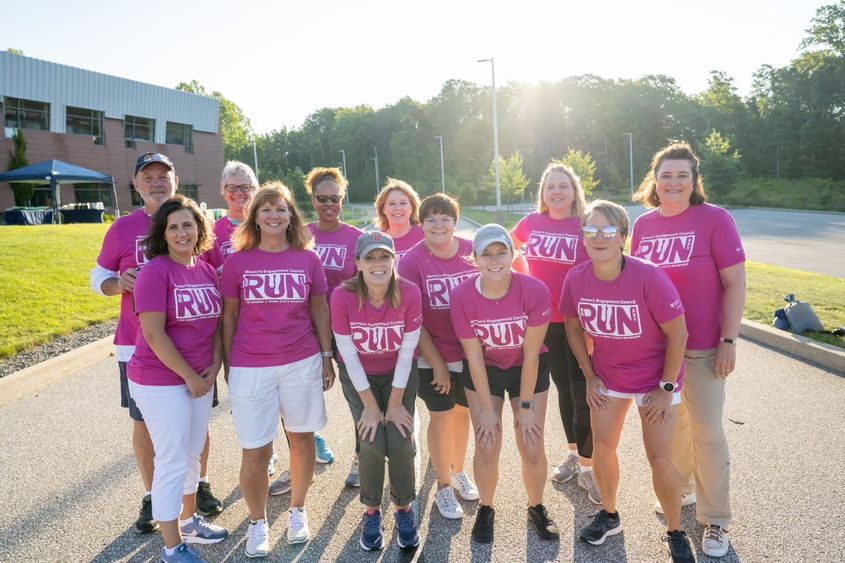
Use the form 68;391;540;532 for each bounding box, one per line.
1;340;843;562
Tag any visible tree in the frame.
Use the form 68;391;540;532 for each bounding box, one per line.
556;148;600;197
699;130;741;200
484;150;530;206
800;0;845;56
5;48;24;55
7;129;33;206
176;80;252;161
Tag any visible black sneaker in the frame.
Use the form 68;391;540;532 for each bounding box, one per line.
196;481;223;516
527;504;560;540
472;505;495;543
665;530;696;562
135;494;159;534
579;510;622;545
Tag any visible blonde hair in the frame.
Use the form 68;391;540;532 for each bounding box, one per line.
633;142;708;208
374;178;421;231
233;182;313;251
536;162;588;218
304;166;348;197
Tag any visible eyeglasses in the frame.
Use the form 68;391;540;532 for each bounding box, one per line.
224;184;255;194
582;225;620;239
314;194;343;204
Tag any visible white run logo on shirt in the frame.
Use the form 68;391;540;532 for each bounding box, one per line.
471;315;527;349
425;271;477;308
175;285;221;320
242;270;307;303
134;237;150;266
351;322;404;354
314;244;347;270
525;232;578;263
578;299;642;339
220;240;233;258
636;233;695;267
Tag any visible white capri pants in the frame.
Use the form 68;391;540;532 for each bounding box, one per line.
128;381;213;521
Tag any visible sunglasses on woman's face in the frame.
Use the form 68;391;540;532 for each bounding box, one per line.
314;194;342;204
582;225;619;239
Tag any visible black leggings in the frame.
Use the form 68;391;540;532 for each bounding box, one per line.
546;322;592;458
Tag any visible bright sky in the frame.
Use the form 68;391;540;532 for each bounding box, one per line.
1;0;826;133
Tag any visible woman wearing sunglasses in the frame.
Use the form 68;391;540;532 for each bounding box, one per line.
560;200;695;563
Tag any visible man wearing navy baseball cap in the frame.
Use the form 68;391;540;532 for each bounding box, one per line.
134;152;179;208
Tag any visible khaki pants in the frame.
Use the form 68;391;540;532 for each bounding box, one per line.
673;348;732;528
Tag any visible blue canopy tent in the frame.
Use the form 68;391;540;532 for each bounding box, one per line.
0;159;119;223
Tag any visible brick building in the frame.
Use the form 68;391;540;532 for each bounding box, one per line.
0;52;226;213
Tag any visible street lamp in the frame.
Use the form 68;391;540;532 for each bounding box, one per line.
434;136;446;193
372;146;380;196
623;132;634;196
252;138;260;183
477;57;502;224
339;149;347;178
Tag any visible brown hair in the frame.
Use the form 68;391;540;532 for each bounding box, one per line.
419;193;460;222
232;182;313;251
304;166;348;197
341;262;402;310
633;142;708;208
143;195;212;260
536;162;587;218
374;178;421;231
584;199;630;239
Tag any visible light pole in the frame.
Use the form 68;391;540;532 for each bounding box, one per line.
339;149;347;178
478;57;502;224
434;136;446;193
623;132;634;196
372;146;380;196
252;138;260;183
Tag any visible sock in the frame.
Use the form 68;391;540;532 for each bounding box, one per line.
580;465;593;473
144;490;152;496
567;449;579;458
365;508;379;516
164;545;178;556
199;476;208;483
605;511;619;519
290;506;303;513
179;515;194;527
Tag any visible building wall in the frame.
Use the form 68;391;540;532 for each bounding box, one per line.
0;119;226;212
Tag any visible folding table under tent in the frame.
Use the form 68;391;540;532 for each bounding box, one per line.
0;159;119;223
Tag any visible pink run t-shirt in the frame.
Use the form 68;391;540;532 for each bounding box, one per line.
560;256;685;393
220;247;327;367
308;222;362;298
95;208;152;348
203;216;239;270
513;212;588;323
450;272;551;370
390;224;425;263
128;256;221;386
331;279;422;375
631;204;745;350
398;237;477;363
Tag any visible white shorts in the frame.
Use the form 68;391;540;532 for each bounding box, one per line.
601;387;682;407
229;352;327;448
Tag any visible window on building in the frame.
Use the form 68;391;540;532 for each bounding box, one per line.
4;96;50;130
177;184;199;201
124;115;155;148
66;106;105;145
166;121;193;153
74;183;113;207
129;182;142;207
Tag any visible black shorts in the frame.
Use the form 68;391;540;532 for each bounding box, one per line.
418;363;469;412
462;353;550;401
120;362;219;422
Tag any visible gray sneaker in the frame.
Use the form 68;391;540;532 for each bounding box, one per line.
160;542;205;562
550;455;580;483
269;469;292;496
345;458;360;488
179;514;228;544
578;470;602;505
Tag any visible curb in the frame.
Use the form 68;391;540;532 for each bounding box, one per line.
740;319;845;375
0;336;113;408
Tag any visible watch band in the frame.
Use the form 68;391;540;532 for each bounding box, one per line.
321;351;333;358
719;337;736;344
660;381;677;393
520;400;533;409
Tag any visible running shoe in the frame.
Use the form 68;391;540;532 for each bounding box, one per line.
135;494;159;534
160;542;205;562
655;492;697;514
359;510;384;551
245;519;270;558
527;504;559;540
268;470;291;496
314;434;334;464
344;457;360;488
579;510;622;545
287;507;310;544
550;455;579;483
665;530;697;562
180;514;228;544
394;507;419;548
196;482;223;516
578;470;602;505
472;505;495;543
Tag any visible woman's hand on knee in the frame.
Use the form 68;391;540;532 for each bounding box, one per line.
585;376;609;410
358;405;383;443
385;403;413;439
475;408;501;449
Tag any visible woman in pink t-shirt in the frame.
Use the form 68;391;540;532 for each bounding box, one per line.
510;162;597;503
374;178;424;262
560;200;695;560
331;231;423;551
205;160;258;270
127;195;228;560
221;183;335;554
397;193;479;519
449;223;559;544
631;142;746;558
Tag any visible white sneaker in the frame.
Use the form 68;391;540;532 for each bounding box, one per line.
268;470;291;496
434;485;464;519
287;507;310;544
450;471;480;501
654;492;697;514
702;524;730;557
245;519;270;558
268;449;279;476
550;455;580;483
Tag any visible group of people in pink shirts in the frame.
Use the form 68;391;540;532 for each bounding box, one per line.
92;140;745;563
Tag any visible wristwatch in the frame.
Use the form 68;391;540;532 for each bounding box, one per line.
659;381;677;393
719;337;736;344
520;400;533;410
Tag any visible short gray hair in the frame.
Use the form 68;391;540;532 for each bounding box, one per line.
220;161;258;194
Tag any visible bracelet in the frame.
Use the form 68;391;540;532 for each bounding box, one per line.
321;351;333;358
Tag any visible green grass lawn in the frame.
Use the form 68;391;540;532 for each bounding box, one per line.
0;224;118;358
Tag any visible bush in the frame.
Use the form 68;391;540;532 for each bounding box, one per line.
720;177;845;212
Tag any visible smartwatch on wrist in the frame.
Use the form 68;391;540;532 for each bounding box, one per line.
719;337;736;344
520;400;533;410
659;380;677;393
